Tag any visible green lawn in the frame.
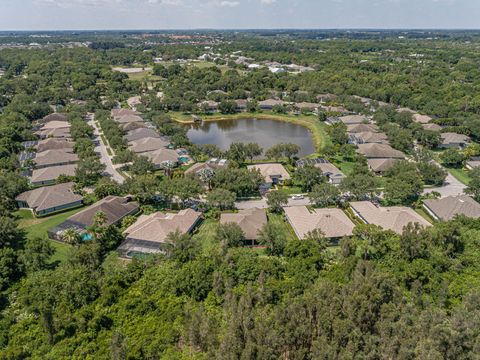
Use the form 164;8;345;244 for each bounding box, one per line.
16;207;85;263
193;218;220;256
447;167;471;185
268;213;297;241
415;208;435;223
277;185;304;195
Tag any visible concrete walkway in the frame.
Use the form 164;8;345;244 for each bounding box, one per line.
87;113;126;184
423;171;466;198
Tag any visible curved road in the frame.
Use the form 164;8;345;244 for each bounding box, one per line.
423;171;466;198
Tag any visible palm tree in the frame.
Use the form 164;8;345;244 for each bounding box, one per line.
61;228;82;246
160;161;175;179
198;167;214;190
93;211;107;227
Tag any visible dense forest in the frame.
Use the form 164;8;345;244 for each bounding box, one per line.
0;31;480;358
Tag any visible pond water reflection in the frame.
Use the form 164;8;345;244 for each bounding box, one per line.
185;118;315;157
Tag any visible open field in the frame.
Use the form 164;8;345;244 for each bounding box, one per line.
16;208;84;263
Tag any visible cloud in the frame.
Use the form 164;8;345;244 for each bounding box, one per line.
219;1;240;7
35;0;123;7
260;0;276;4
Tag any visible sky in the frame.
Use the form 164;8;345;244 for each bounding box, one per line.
1;0;479;30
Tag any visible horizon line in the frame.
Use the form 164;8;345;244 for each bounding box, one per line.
1;27;480;32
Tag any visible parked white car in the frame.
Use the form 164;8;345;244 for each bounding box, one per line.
291;194;304;200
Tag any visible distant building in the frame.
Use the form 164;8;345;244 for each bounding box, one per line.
412;114;433;124
258;99;285;110
348;131;389;145
466;157;480;170
422;123;442;132
114;114;144;124
327;114;368;126
346;123;379;133
440;132;470;149
356;143;405;159
40;113;67;123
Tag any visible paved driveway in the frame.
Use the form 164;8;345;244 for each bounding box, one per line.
87;113;126;184
423;171;466;198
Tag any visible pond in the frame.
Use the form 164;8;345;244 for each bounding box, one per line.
185;118;315;157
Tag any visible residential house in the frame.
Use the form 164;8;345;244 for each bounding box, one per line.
356;143;406;159
440;132;470;149
247;163;291;189
338;115;369;125
412;114;433;124
350;201;431;234
284;206;355;240
327;114;368;126
348;131;389;145
258;99;285;110
220;208;267;245
234;99;248;112
33;149;79;169
422;123;442;132
295;102;319;112
36;138;75;152
127;96;142;110
129;137;170;154
346;123;379;133
111;108;140;119
143;148;180;169
184;158;229;177
35;127;71;139
423;195;480;221
120;121;147;132
125;128;160;142
296;158;345;185
41;113;67;123
118;209;202;256
367;158;399;174
396;107;416;114
314;161;345;185
198;100;219;112
316;94;337;103
39;120;71;131
115;114;144;124
30;164;77;186
466;157;480;170
321;105;348;114
48;196;139;240
15;182;83;216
